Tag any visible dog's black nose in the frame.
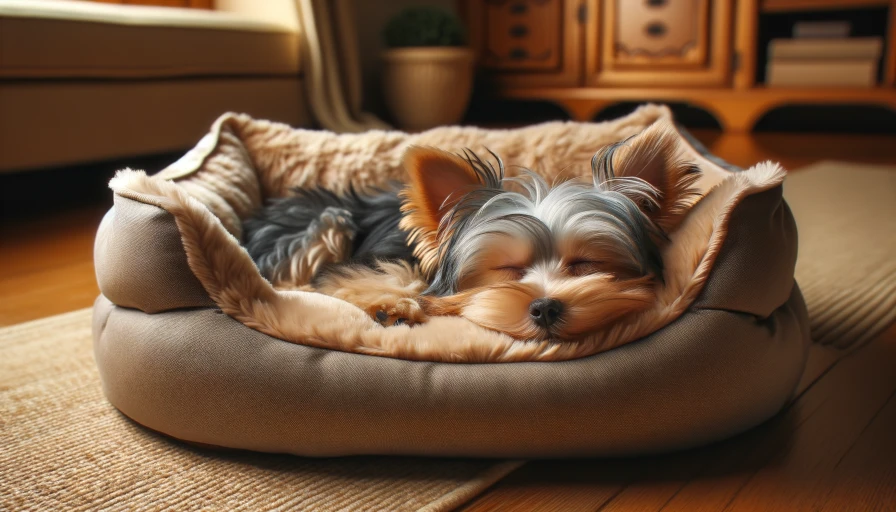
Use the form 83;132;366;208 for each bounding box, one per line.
529;298;563;328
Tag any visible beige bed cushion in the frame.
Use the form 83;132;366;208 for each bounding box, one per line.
92;105;810;456
0;0;300;78
98;105;793;363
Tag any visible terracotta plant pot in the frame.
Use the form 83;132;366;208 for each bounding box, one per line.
381;47;475;131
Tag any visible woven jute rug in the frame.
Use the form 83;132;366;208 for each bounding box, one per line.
0;310;521;511
785;161;896;349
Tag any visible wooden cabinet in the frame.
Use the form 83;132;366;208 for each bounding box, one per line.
464;0;733;88
462;0;896;132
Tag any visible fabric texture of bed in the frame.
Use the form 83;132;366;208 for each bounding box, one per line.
92;105;811;457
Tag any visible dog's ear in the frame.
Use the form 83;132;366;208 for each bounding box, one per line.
400;146;496;276
598;120;702;233
400;146;491;232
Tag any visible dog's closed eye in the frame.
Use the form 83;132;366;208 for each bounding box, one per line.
565;260;605;277
493;266;526;280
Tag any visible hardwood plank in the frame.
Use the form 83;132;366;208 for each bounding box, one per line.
719;324;896;512
653;325;896;511
818;389;896;512
0;207;105;277
0;206;106;326
582;453;710;512
0;259;100;325
457;461;624;511
794;344;841;396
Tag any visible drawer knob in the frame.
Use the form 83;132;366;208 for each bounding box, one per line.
509;2;528;14
645;21;667;38
510;24;529;38
646;0;668;7
509;47;529;60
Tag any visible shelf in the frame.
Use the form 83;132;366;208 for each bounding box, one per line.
501;85;896;101
494;86;896;131
761;0;890;13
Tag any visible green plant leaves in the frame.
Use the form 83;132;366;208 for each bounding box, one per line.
383;7;467;48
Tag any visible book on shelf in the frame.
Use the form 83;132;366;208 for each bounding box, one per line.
766;59;878;87
793;20;851;39
768;37;883;60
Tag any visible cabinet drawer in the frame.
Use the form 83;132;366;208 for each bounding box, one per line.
615;0;709;67
463;0;583;88
481;0;563;71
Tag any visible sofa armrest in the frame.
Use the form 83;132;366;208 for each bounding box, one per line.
214;0;299;31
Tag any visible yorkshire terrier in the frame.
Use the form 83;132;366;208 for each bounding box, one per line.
243;124;701;342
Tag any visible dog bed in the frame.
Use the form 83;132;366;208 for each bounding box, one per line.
92;105;810;457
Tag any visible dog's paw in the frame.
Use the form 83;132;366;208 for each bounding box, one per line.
368;298;427;327
307;207;357;241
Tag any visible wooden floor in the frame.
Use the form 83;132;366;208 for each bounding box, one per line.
464;323;896;512
2;129;895;511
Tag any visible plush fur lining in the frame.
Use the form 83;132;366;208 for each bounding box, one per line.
111;105;786;363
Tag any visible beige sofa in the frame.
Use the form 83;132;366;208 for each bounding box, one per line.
0;0;311;172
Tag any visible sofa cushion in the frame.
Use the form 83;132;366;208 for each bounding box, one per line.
0;0;301;78
0;77;310;172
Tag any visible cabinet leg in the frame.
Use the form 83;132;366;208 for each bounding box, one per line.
714;109;761;133
698;98;775;133
556;99;610;122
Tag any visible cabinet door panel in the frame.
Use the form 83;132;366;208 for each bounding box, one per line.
586;0;733;86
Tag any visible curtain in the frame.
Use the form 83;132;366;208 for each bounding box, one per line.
296;0;391;132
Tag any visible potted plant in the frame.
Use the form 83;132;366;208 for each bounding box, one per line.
381;7;474;131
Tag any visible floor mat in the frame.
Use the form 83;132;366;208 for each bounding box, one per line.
0;309;522;511
785;161;896;349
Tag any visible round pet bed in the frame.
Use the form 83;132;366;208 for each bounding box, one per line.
92;105;810;457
